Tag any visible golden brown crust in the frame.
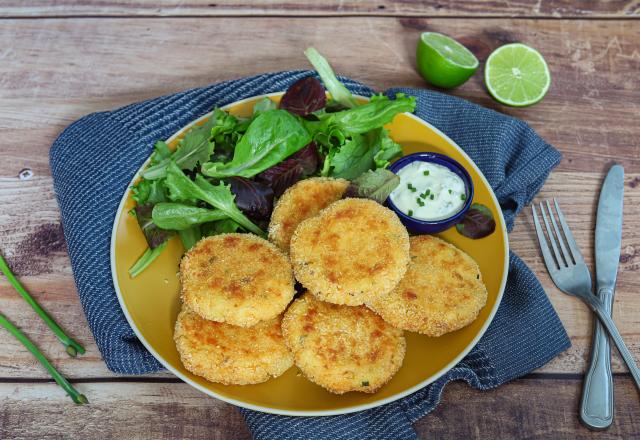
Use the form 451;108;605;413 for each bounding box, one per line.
367;235;488;336
268;177;349;254
180;234;295;327
282;293;405;394
289;198;410;306
174;309;293;385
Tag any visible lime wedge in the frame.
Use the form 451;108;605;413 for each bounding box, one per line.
484;43;551;107
416;32;479;89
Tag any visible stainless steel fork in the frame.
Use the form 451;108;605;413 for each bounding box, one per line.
532;199;640;390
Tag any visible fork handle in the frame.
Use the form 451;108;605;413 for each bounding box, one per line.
580;287;614;430
588;296;640;390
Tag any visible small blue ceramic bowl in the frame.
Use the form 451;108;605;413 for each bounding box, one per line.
386;152;474;234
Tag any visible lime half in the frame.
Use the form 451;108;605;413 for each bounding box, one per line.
484;43;551;107
416;32;479;89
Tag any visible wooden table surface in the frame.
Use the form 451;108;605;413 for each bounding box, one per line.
0;1;638;438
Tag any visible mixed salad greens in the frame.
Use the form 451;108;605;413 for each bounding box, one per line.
129;48;416;277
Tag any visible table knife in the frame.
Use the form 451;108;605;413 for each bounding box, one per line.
580;164;625;429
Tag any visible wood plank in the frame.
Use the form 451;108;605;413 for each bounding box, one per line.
0;377;638;439
0;18;639;378
416;376;640;439
0;381;252;440
1;0;639;18
0;18;638;173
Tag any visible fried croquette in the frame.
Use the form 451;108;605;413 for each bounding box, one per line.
180;234;295;327
290;198;410;306
367;235;488;337
174;309;293;385
268;177;349;254
282;293;405;394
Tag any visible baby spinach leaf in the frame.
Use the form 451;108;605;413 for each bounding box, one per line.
134;203;175;249
456;203;496;239
178;226;202;251
202;219;242;236
344;169;400;204
152;203;227;230
253;97;277;115
304;47;358;109
164;162;264;236
201;109;311;179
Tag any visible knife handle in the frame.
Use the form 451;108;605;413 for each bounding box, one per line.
580;286;615;430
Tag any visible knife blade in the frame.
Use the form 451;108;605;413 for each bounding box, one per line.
595;165;625;290
580;164;624;430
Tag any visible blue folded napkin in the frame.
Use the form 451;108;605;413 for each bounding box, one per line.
50;71;570;439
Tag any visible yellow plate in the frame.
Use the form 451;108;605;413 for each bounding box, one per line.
111;92;508;416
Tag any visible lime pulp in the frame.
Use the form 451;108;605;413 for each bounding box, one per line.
484;43;551;107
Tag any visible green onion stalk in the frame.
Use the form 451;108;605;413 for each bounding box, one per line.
0;313;88;404
0;252;85;357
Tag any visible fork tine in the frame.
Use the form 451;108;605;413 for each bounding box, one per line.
554;198;585;263
539;201;565;268
532;204;559;272
546;199;573;266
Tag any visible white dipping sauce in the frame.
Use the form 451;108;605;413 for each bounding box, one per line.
389;161;467;221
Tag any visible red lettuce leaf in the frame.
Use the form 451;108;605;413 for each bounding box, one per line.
279;77;327;116
134;203;175;248
227;176;275;221
257;142;320;196
456;203;496;239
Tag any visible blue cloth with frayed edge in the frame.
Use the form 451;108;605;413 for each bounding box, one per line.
49;71;570;439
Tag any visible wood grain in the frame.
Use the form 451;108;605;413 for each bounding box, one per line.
0;377;638;439
417;376;640;438
0;381;252;440
1;0;639;18
0;18;638;175
0;13;639;439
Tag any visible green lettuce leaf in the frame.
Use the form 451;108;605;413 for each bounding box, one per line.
201;109;311;178
344;169;400;203
129;242;168;278
164;162;264;236
304;47;358;109
323;128;403;180
152;202;227;230
320;94;416;136
330;135;373;180
142;109;242;180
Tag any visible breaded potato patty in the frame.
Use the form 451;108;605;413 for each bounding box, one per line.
290;198;410;306
180;234;295;327
268;177;349;253
367;235;488;337
174;309;293;385
282;293;405;394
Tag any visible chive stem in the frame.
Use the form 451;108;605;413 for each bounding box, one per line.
0;313;88;404
0;252;85;357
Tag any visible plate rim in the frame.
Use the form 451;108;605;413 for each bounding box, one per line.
110;91;509;416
